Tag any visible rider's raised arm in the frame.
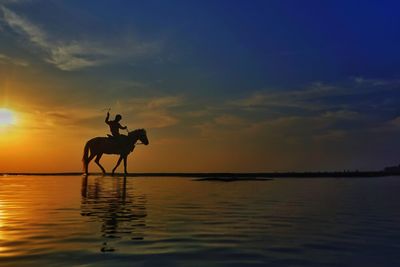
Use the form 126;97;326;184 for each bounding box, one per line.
105;112;110;124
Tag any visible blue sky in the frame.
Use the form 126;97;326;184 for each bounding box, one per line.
1;0;400;172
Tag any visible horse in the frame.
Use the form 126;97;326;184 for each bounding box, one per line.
83;128;149;175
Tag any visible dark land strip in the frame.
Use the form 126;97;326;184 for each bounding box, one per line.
1;171;400;178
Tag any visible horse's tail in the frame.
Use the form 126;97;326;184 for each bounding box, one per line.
82;141;90;173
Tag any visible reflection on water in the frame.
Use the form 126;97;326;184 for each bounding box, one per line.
80;176;146;252
0;175;400;266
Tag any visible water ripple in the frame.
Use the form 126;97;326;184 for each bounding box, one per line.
0;176;400;266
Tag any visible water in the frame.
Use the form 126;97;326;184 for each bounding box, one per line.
0;175;400;266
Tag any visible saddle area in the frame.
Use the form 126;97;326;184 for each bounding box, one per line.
106;134;128;143
106;134;134;152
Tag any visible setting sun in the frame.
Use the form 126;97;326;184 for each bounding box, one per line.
0;108;16;127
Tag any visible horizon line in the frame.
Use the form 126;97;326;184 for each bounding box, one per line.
1;170;399;178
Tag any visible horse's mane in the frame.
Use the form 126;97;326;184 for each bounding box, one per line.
128;128;145;136
125;129;142;152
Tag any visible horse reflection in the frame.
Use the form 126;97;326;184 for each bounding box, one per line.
81;176;147;252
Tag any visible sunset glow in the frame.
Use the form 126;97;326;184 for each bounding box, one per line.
0;108;15;127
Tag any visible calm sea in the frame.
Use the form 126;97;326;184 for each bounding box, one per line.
0;175;399;266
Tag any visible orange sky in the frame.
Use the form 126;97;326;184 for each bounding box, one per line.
0;65;314;173
0;79;280;173
1;64;399;173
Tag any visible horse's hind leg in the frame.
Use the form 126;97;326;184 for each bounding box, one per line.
95;153;106;175
85;153;96;175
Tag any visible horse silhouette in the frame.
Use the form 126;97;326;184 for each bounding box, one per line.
83;129;149;175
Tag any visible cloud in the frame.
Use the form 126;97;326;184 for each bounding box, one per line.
45;43;106;70
1;6;100;70
389;117;400;127
146;96;182;109
320;110;359;120
0;6;159;70
313;130;347;142
214;114;246;126
16;106;102;133
124;96;183;129
198;109;359;146
0;0;30;5
134;110;179;129
380;116;400;133
1;6;46;45
0;53;28;66
352;76;400;87
8;94;183;136
104;96;184;129
230;78;400;120
191;79;390;142
230;84;338;112
184;78;400;147
233;92;267;108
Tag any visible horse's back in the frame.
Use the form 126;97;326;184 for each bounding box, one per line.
87;136;123;155
86;136;108;150
87;136;107;144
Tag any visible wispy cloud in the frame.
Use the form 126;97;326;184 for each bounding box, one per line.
230;78;400;115
229;84;338;112
120;96;183;129
0;53;28;66
0;6;159;70
191;78;400;142
0;0;30;4
146;96;182;109
214;114;246;126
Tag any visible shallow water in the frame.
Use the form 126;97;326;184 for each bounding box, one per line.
0;175;400;266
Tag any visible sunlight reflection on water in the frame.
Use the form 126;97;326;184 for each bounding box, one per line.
0;175;400;266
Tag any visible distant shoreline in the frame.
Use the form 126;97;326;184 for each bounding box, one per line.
1;171;400;178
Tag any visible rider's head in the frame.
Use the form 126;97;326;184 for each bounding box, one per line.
115;114;122;121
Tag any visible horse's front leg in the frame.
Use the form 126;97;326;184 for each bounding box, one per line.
95;153;106;175
123;155;128;175
112;155;123;176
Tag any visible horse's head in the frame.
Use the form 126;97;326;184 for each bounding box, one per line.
129;128;149;145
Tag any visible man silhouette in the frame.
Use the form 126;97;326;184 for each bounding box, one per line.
105;112;127;137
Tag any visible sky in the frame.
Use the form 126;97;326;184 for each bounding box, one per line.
1;0;400;172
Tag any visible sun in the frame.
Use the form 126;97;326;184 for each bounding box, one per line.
0;108;16;127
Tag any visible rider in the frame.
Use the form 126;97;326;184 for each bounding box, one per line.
105;112;127;137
